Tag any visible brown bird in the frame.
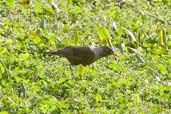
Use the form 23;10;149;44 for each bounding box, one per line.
44;46;115;66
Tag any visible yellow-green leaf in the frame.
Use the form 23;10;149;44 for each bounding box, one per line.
96;93;102;102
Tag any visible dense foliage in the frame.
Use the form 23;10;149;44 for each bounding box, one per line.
0;0;171;113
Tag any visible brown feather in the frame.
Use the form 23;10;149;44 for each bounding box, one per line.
44;46;114;66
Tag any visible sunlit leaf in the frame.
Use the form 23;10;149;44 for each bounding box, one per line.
72;31;79;45
125;29;136;41
136;55;146;63
0;111;8;114
133;94;140;106
162;81;171;86
0;62;5;74
51;1;60;13
119;42;125;53
111;80;121;88
96;93;102;102
6;0;15;9
112;21;117;31
19;53;30;60
127;47;140;54
96;24;112;44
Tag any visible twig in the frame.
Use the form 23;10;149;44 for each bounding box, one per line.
20;82;27;98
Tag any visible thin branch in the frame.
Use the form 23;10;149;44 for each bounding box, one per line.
20;82;27;98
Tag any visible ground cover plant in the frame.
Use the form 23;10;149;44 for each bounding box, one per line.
0;0;171;113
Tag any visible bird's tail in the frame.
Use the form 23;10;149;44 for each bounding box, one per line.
43;49;63;56
43;50;57;55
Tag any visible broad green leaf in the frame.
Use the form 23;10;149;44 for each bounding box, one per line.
111;80;121;88
19;53;30;60
116;28;123;36
29;31;41;44
96;93;102;103
96;24;112;43
6;0;15;9
0;111;8;114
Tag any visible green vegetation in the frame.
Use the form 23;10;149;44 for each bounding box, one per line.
0;0;171;113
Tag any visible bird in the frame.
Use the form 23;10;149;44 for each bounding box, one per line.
44;46;115;66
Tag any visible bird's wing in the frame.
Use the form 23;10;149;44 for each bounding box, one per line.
62;46;95;65
72;46;95;60
67;56;86;65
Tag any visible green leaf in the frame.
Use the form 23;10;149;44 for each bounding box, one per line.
73;31;79;45
96;93;102;103
6;0;15;9
111;80;121;88
19;53;30;60
0;111;8;114
96;24;111;43
0;62;5;74
133;94;140;106
1;79;6;86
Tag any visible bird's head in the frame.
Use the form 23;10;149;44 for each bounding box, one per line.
101;46;118;57
101;46;114;56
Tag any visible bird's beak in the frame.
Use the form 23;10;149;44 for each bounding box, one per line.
112;52;119;58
